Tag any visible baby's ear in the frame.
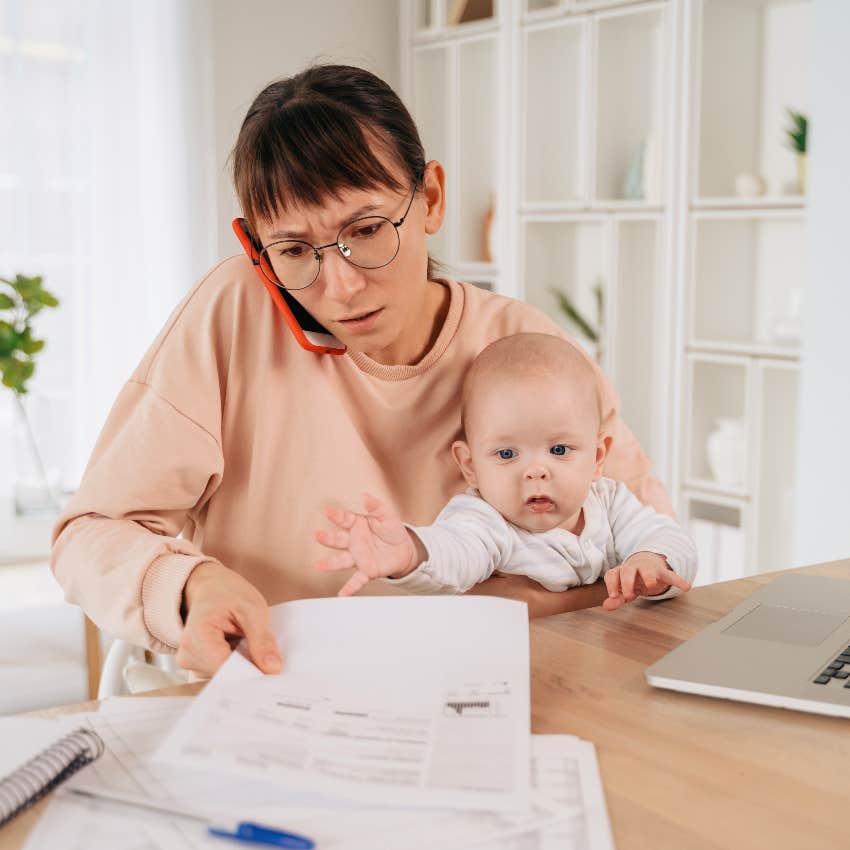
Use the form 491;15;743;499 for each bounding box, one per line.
593;433;613;480
451;440;478;488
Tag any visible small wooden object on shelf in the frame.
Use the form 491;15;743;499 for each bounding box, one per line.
447;0;493;25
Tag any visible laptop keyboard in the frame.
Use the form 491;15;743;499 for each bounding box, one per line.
814;645;850;686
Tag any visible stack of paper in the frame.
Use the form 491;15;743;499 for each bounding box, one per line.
15;597;615;849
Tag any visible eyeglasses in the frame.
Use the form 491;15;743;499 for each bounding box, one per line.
257;182;419;291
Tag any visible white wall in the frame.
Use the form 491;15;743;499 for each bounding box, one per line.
792;0;850;565
210;0;400;259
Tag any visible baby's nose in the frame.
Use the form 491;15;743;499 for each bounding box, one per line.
524;464;550;480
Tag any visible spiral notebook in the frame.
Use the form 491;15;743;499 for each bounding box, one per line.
0;723;105;827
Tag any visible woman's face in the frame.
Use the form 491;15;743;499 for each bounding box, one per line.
253;153;446;366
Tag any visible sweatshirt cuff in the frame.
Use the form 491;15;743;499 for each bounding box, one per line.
381;525;457;594
141;553;218;650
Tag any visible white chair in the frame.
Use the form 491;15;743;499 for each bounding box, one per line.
97;639;189;699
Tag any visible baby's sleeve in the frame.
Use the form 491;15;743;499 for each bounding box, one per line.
602;479;698;599
386;495;515;594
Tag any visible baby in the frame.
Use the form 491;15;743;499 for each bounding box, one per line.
315;332;696;610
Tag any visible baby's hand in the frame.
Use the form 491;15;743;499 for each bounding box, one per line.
314;493;421;597
602;552;691;612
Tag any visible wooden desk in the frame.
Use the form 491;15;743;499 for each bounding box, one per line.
3;560;850;850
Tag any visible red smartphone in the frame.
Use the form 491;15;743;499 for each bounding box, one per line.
232;217;346;355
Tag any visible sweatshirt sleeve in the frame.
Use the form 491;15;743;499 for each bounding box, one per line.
51;378;225;653
386;495;515;594
601;479;698;600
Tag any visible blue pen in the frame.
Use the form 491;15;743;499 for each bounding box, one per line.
69;789;315;849
209;821;315;848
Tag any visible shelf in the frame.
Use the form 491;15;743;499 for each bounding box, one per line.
687;341;800;361
413;44;451;261
414;0;437;30
458;37;497;264
525;0;562;13
696;0;811;199
684;479;750;501
446;0;495;26
684;495;749;584
520;203;662;220
755;363;798;572
691;196;806;212
687;357;749;489
414;0;497;36
594;4;666;202
523;19;587;203
522;219;609;362
611;218;659;455
690;215;806;349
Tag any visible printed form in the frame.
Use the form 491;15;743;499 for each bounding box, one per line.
24;697;613;850
156;597;531;811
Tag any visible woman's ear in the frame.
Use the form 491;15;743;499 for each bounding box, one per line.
422;160;446;236
593;433;613;480
451;439;478;489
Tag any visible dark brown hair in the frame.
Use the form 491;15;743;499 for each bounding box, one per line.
231;64;438;277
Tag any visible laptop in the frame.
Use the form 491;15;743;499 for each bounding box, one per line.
646;573;850;718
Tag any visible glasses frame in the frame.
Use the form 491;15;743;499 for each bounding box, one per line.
257;181;420;291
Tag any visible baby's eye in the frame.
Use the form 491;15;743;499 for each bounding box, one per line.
497;449;516;460
550;444;570;456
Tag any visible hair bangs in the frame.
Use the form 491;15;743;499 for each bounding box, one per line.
235;98;406;229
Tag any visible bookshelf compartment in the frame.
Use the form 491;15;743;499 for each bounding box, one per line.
458;37;497;264
524;21;586;203
686;495;748;584
755;363;798;572
688;356;749;489
612;218;659;456
413;45;451;261
696;0;811;200
523;219;609;360
692;215;806;349
594;6;666;202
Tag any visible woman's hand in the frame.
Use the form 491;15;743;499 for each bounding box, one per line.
315;493;424;596
176;561;282;677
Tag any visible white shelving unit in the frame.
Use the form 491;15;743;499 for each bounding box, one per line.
675;0;809;583
400;0;810;583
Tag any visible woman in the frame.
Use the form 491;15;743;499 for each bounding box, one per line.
51;65;672;677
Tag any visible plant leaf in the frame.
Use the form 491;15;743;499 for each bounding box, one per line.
0;293;14;310
549;288;599;343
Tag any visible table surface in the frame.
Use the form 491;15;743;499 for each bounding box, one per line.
4;560;850;850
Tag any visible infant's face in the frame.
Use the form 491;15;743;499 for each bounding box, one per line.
461;374;602;533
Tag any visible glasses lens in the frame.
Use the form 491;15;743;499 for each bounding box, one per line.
260;241;318;290
338;216;400;270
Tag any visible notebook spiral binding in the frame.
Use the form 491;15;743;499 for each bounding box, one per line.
0;727;105;827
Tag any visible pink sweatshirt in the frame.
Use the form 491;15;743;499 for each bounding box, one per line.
51;256;672;653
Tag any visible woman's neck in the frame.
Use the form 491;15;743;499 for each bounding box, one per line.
365;279;451;366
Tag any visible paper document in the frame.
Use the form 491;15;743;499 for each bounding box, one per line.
23;698;612;850
480;736;616;850
157;597;531;810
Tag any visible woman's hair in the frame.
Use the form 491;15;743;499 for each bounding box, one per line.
231;64;437;278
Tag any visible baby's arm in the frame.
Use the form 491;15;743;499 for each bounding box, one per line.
602;480;697;610
315;493;513;596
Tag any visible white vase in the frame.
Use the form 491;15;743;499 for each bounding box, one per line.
706;418;746;488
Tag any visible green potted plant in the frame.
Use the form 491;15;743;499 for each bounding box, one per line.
784;108;808;195
549;279;605;364
0;273;61;514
